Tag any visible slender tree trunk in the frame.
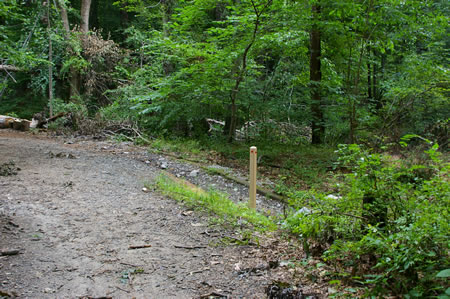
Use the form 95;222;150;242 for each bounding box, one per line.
80;0;92;34
47;2;53;117
367;48;372;100
310;3;324;144
57;0;80;100
59;2;70;33
161;0;174;75
227;13;259;142
58;0;91;100
224;0;272;142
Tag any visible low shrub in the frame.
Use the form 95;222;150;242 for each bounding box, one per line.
284;137;449;296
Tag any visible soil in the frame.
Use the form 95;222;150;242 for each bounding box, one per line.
0;130;325;298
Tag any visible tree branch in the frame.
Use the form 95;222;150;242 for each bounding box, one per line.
0;65;22;72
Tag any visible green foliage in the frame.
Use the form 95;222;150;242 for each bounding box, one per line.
283;140;449;296
48;98;90;131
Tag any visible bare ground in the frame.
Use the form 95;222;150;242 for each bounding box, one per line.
0;130;325;298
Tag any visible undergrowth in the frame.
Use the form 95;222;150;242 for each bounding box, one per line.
283;136;449;297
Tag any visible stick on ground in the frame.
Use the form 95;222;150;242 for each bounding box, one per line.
0;249;20;256
128;244;152;250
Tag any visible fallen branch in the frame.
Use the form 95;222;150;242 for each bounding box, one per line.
35;112;66;128
190;267;210;275
0;65;22;72
0;290;18;297
0;249;20;256
174;245;207;250
199;291;227;298
128;244;152;250
131;127;153;144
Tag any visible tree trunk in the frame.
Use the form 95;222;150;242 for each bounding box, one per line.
48;2;53;117
161;0;174;75
310;3;324;144
57;1;80;100
58;2;70;33
224;0;272;142
80;0;92;33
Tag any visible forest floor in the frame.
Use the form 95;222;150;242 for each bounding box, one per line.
0;130;329;299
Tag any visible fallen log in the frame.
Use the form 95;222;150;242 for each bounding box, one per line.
12;120;30;131
0;115;30;131
0;115;16;129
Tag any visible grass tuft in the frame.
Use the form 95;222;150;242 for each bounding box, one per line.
154;174;277;232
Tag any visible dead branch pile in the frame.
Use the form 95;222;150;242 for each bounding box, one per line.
206;118;312;143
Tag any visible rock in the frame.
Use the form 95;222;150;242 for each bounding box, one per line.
325;194;342;200
160;163;168;169
294;207;312;216
328;287;337;294
43;288;54;293
188;169;200;177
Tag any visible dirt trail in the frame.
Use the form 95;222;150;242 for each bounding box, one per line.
0;131;312;299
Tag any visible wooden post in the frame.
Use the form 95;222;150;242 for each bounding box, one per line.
249;146;257;209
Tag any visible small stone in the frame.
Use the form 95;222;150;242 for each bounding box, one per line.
328;287;337;294
325;194;342;200
160;163;168;169
188;170;200;177
43;288;54;293
142;187;150;193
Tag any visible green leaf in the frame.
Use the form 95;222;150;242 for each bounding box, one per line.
436;269;450;278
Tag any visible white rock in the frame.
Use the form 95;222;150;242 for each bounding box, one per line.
188;170;200;177
294;207;312;216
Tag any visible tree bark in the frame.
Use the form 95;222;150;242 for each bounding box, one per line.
80;0;92;33
57;0;80;100
162;0;174;75
58;2;70;33
310;3;324;144
47;1;53;117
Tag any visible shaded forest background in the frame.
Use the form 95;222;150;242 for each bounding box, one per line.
1;0;448;146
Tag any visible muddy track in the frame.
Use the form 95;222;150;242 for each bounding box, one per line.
0;131;323;298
